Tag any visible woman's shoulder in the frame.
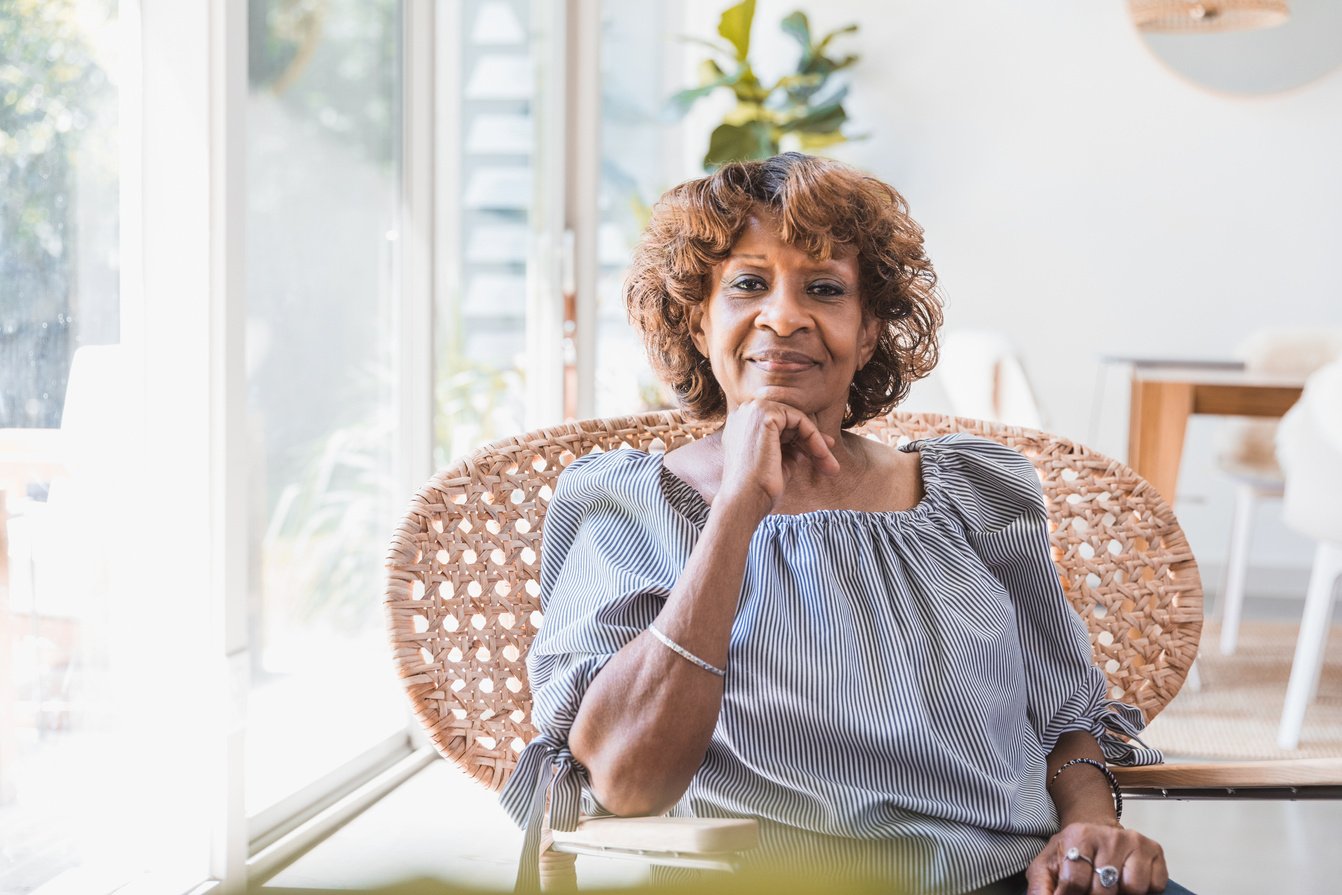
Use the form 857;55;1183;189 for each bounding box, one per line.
542;449;668;553
910;433;1036;478
541;448;695;584
552;447;662;505
908;433;1047;528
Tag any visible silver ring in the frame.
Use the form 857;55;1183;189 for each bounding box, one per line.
1064;847;1120;888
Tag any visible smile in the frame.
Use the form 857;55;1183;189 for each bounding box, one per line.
747;350;819;373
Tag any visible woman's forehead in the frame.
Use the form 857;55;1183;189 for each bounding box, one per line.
728;215;858;266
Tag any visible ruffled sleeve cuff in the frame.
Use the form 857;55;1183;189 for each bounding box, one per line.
499;731;587;894
1089;700;1164;767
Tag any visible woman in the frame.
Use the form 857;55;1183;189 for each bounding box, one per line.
501;153;1187;895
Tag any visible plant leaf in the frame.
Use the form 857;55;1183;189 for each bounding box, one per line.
780;11;814;72
730;66;770;105
779;70;833;106
797;130;848;152
676;35;738;59
774;72;824;93
805;81;848;110
780;11;811;51
717;0;756;62
704;120;776;169
700;58;727;81
828;53;859;72
664;66;742;118
816;22;859;54
779;101;847;134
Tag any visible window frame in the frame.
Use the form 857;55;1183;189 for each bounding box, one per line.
34;1;645;891
115;2;435;893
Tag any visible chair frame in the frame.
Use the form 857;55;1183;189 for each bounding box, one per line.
384;410;1342;887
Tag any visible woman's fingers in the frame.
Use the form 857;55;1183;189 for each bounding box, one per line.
1041;823;1169;895
1147;849;1169;893
1024;847;1060;895
1115;836;1167;894
1120;852;1152;895
778;407;839;474
718;399;844;514
1055;847;1095;894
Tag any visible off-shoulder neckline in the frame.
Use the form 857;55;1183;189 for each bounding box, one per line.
650;438;950;527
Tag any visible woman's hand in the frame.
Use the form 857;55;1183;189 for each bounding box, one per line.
1026;822;1168;895
716;398;839;516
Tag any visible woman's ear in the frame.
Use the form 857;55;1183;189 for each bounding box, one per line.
688;303;708;357
857;311;881;369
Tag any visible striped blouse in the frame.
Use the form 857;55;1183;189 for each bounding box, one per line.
500;434;1160;895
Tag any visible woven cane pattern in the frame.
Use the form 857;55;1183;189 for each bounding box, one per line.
384;411;1202;791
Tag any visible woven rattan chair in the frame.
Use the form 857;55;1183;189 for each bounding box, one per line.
384;410;1342;891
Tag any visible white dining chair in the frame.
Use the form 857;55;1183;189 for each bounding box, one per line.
932;329;1045;430
1213;328;1342;656
1275;358;1342;750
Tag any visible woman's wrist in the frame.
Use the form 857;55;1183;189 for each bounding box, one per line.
1046;733;1123;829
1058;809;1123;830
712;482;773;523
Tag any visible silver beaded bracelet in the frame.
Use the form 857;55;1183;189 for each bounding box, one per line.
647;624;727;677
1048;757;1124;821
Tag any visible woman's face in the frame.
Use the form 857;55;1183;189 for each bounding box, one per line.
689;213;879;423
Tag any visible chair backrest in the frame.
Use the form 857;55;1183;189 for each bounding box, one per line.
1277;359;1342;543
1218;328;1342;478
384;411;1203;792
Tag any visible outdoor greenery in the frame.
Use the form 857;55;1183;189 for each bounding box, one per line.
262;370;398;632
433;346;524;471
245;0;403;635
669;0;860;170
0;0;115;426
248;0;400;165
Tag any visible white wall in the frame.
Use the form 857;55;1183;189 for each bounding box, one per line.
678;0;1342;589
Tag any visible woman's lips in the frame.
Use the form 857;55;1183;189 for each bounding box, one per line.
748;350;819;372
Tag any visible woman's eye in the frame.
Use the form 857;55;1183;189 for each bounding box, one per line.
730;276;765;291
810;282;845;297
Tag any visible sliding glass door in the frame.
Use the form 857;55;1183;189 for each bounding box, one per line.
243;0;414;834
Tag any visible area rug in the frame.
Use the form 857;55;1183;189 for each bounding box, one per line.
1138;620;1342;761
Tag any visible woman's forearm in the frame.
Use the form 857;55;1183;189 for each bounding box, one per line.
1046;730;1121;828
567;493;766;817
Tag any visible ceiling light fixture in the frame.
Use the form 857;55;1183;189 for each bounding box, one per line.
1129;0;1290;32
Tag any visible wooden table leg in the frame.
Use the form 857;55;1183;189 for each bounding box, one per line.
1128;379;1195;504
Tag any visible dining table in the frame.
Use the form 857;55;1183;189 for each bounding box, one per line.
1121;359;1306;503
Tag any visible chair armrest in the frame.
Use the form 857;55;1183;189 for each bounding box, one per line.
1112;758;1342;799
549;816;760;871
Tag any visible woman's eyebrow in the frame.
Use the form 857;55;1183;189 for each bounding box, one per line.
724;252;851;273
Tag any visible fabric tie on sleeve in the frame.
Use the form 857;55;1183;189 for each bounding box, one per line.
1091;700;1163;766
500;731;586;895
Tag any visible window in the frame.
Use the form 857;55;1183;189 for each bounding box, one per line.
0;2;148;891
1;3;690;891
594;0;682;417
435;0;550;466
243;0;413;826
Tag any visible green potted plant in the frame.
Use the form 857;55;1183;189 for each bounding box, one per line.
669;0;861;170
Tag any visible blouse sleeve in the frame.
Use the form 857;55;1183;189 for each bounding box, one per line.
527;449;680;730
927;435;1162;767
498;449;684;892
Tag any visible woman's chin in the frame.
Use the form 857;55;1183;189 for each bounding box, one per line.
739;384;840;416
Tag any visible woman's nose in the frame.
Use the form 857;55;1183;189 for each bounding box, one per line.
755;283;811;336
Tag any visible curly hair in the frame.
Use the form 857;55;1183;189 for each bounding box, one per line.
625;152;942;428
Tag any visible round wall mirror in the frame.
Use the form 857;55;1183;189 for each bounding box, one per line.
1135;0;1342;95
